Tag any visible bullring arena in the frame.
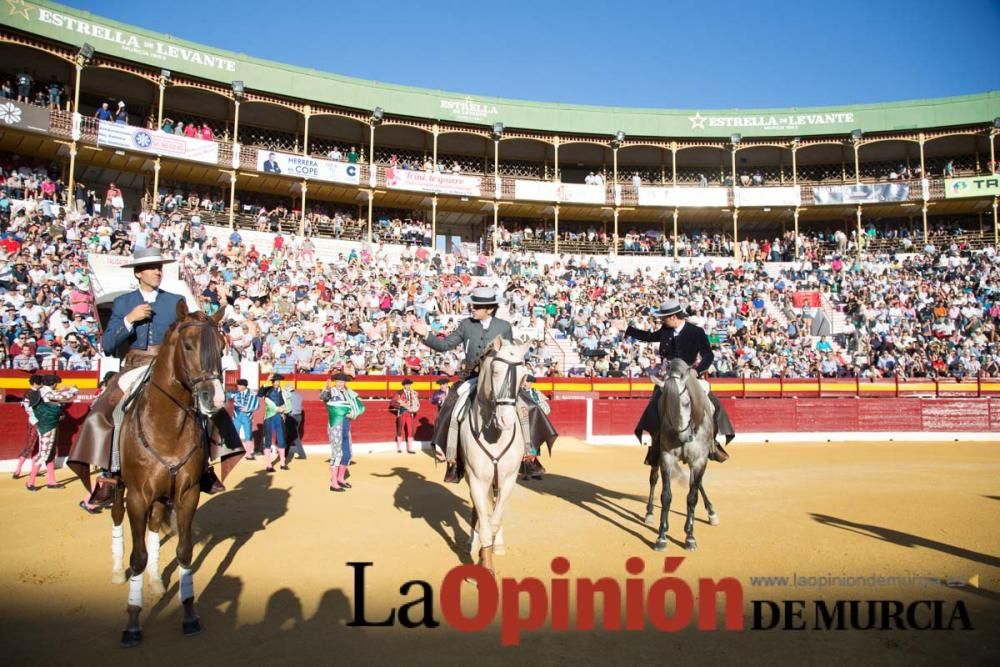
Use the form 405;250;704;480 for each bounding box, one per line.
1;1;999;665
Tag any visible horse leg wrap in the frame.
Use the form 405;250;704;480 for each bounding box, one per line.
146;531;160;576
128;573;144;608
112;525;124;564
179;566;195;602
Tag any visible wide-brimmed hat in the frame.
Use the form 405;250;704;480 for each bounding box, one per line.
121;247;176;269
650;299;686;318
467;286;501;308
435;377;450;385
401;378;413;385
332;372;352;381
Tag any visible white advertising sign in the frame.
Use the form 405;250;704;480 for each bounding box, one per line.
257;150;360;185
384;167;481;196
513;180;606;204
97;122;219;164
733;186;801;207
637;186;728;207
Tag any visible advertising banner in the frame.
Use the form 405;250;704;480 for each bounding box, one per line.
257;150;360;185
944;175;1000;199
733;186;801;207
0;99;50;134
637;186;728;207
384;168;481;196
812;183;910;205
513;180;606;204
97;121;219;164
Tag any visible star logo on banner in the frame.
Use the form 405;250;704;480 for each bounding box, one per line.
688;112;707;129
6;0;31;20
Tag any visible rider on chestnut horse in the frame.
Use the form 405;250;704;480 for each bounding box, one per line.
67;248;242;511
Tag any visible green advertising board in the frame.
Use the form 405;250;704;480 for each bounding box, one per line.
944;176;1000;199
4;0;1000;137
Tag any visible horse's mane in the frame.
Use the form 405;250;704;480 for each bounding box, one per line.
660;358;707;437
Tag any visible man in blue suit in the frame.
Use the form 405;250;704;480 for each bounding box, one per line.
68;248;231;510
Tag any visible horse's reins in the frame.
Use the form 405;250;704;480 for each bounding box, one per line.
470;352;523;498
666;373;694;442
128;319;223;499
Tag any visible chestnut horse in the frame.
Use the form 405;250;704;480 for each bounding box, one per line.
110;303;226;647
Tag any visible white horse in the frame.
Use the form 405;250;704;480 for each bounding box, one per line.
461;339;528;574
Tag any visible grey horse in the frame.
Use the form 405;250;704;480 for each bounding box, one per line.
645;358;720;551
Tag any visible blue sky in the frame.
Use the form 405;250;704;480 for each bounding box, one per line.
62;0;998;109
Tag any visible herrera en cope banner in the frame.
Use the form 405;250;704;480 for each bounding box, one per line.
257;151;361;185
97;121;219;164
945;175;1000;199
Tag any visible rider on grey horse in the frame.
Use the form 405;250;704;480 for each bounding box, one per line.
627;299;734;463
409;287;556;483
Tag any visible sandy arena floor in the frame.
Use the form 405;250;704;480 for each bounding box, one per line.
1;438;997;666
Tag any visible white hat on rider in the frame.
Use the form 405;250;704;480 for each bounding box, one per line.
651;299;686;318
468;287;501;308
121;247;177;269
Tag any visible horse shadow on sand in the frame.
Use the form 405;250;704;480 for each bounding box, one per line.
517;470;683;549
149;579;353;652
147;470;291;621
374;466;474;563
810;513;1000;569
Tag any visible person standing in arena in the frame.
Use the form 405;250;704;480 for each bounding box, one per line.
518;375;551;480
14;375;43;480
321;372;362;492
25;375;78;491
392;378;421;454
429;377;450;461
626;299;734;463
259;374;288;471
229;379;259;460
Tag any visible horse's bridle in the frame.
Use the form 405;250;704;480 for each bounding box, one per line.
487;354;523;407
129;318;222;493
170;320;224;393
470;350;524;499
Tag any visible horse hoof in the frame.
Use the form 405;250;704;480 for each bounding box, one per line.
685;538;698;551
643;513;655;526
111;570;126;585
654;539;668;552
120;628;143;648
149;579;166;597
182;618;202;636
708;512;720;526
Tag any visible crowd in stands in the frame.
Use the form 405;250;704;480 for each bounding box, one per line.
520;245;998;380
1;145;997;381
1;72;64;110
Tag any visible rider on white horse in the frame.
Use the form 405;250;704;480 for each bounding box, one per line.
410;287;556;483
